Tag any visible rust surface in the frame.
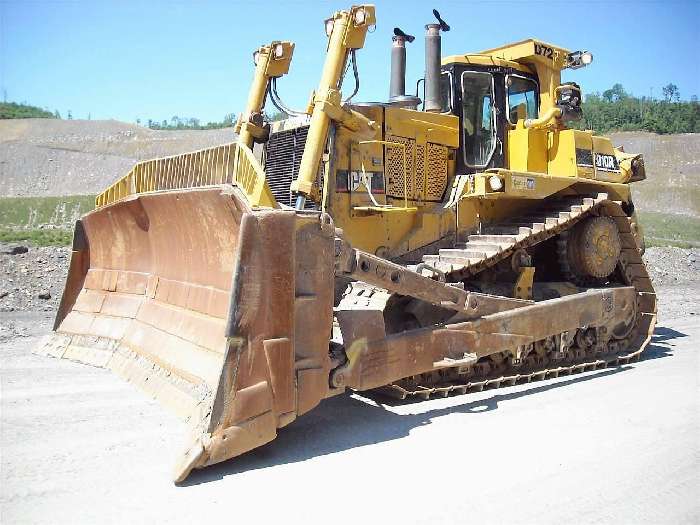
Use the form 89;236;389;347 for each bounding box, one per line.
37;186;335;482
36;189;656;482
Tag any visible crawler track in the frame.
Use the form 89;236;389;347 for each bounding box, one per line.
379;194;657;399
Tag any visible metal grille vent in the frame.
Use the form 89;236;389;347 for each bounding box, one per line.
263;125;317;208
425;143;448;200
415;143;426;197
385;135;448;202
385;135;415;198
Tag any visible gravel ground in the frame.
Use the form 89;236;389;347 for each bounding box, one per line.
643;246;700;285
1;241;697;318
0;244;69;313
1;303;698;524
1;241;698;523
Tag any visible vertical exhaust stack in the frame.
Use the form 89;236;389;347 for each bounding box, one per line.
389;27;414;100
424;9;450;113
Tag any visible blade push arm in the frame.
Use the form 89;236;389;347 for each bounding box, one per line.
334;237;531;318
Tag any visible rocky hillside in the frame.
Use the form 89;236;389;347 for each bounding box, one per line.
1;119;698;218
0;119;235;197
612;132;700;217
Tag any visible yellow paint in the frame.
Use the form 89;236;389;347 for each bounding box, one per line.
548;129;593;178
385;108;460;148
95;10;646;266
237;41;294;148
514;267;535;300
480;39;569;114
291;5;376;197
95;142;275;209
442;54;532;74
507;127;548;173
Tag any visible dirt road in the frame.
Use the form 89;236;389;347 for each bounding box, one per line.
1;285;698;524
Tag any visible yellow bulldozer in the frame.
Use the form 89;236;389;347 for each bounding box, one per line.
37;5;656;482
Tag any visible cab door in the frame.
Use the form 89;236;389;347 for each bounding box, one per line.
457;70;504;173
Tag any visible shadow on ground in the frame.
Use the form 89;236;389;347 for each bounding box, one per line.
181;324;687;486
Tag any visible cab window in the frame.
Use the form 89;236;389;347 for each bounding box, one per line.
507;75;538;124
461;71;495;168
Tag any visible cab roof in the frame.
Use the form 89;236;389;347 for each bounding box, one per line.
443;39;572;73
442;54;533;74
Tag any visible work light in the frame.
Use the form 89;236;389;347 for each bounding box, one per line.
566;50;593;70
489;175;504;191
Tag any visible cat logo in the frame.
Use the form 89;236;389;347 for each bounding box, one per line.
350;171;373;191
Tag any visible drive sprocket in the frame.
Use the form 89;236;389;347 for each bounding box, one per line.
558;215;621;284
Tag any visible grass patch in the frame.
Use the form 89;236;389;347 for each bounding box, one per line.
0;228;72;246
0;197;696;250
645;238;696;249
638;211;700;248
0;195;95;228
0;195;91;247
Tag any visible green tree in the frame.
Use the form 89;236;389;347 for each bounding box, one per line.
576;83;699;134
0;102;57;119
662;83;680;102
602;83;626;102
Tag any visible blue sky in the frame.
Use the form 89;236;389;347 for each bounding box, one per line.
1;0;698;123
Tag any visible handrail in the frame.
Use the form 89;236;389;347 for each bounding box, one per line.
95;142;275;209
524;107;562;129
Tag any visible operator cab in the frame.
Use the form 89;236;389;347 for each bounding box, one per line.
385;13;589;184
430;38;587;176
436;59;540;174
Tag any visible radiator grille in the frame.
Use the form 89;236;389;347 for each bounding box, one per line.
264;125;317;208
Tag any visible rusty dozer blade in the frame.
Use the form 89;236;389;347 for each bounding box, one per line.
35;185;335;482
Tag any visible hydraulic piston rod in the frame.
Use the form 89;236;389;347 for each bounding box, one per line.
236;41;294;149
291;5;375;209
